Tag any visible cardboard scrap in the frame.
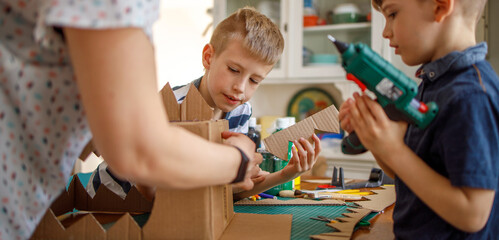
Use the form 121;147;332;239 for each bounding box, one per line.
310;208;372;240
78;140;100;160
220;213;292;240
160;82;214;121
234;198;345;206
355;185;396;212
263;105;340;160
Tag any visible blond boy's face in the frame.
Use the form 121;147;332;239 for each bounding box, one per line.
202;38;274;112
380;0;439;65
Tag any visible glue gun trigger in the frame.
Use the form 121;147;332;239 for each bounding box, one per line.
346;73;367;92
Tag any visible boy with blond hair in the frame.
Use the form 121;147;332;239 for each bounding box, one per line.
339;0;498;238
88;7;321;200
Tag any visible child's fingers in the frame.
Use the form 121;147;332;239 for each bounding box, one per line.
348;94;362;129
339;98;354;119
354;93;375;127
362;95;389;123
302;136;318;167
340;117;354;133
312;134;321;158
251;175;266;185
295;138;311;170
289;140;302;170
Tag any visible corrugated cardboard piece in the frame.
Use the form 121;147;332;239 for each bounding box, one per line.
310;208;372;240
263;105;340;160
32;83;292;239
355;185;396;212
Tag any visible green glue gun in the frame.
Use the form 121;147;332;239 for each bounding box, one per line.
327;35;438;155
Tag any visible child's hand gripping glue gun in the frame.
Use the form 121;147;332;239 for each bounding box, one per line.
327;35;438;155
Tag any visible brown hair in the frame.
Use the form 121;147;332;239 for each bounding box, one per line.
210;7;284;65
372;0;487;24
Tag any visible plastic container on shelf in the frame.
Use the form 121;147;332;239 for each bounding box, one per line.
309;54;339;65
303;15;319;27
303;0;318;27
303;0;316;15
332;3;361;24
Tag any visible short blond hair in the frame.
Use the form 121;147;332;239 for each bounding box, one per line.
372;0;487;24
210;7;284;65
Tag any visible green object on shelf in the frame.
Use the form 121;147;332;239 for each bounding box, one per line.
332;12;360;24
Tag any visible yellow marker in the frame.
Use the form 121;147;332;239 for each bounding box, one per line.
337;189;360;193
337;189;372;195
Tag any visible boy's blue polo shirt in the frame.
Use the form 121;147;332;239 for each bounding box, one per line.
394;43;499;240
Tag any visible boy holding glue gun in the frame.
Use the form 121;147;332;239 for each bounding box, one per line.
339;0;498;239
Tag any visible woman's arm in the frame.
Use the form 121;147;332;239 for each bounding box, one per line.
64;27;257;189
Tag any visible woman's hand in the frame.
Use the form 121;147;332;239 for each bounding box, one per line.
222;131;262;190
280;134;321;180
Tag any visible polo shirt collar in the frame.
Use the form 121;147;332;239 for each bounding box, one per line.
416;42;488;82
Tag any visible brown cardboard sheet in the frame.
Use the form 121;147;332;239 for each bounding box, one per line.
220;213;292;240
355;185;396;212
310;208;372;240
263;105;340;160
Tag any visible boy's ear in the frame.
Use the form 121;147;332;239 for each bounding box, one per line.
433;0;454;22
202;44;214;69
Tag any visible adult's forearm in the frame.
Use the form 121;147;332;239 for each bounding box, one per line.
65;27;240;189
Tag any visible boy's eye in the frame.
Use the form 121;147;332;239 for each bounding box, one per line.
388;11;397;18
228;66;239;73
250;78;260;84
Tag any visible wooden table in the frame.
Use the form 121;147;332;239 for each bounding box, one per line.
300;176;395;240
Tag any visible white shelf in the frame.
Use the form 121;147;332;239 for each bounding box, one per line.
303;22;372;32
320;148;375;162
262;75;347;85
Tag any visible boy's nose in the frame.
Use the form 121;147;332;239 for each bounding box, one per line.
232;78;245;93
382;24;392;39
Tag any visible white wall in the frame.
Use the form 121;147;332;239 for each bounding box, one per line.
153;0;214;89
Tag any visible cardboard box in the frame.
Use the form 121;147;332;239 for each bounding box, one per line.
32;83;292;239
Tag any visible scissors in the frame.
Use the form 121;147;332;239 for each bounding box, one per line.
309;215;337;223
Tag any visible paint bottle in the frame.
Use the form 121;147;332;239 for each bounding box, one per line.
247;117;261;151
274;118;293;191
285;117;301;190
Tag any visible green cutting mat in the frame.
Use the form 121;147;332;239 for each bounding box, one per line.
234;204;377;240
71;173;376;238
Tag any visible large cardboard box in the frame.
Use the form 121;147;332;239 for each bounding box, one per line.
32;83;292;240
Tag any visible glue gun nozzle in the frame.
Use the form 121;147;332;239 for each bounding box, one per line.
327;35;336;42
327;35;349;54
